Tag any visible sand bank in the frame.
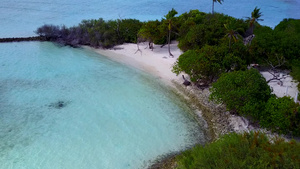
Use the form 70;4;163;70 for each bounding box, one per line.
88;42;183;87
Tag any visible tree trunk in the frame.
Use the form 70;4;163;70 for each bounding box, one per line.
168;27;173;57
149;41;153;51
212;1;214;14
229;37;231;50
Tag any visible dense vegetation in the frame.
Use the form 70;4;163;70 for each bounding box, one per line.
36;18;142;48
172;10;300;87
210;69;300;136
210;69;271;119
176;132;300;169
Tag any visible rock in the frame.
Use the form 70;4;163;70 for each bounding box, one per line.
182;75;191;86
48;100;69;109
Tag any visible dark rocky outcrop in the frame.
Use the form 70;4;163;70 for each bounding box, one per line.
0;36;46;43
182;75;191;86
48;101;69;109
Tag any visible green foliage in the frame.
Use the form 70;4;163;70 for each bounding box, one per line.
173;41;249;85
210;69;271;118
165;8;178;20
247;6;263;26
177;13;248;51
226;41;249;69
245;6;263;35
176;132;300;169
162;8;179;46
118;19;143;43
249;26;276;63
138;20;163;43
177;10;207;39
250;19;300;64
273;19;300;61
274;18;300;33
210;69;299;136
172;45;225;84
261;96;300;136
36;18;142;48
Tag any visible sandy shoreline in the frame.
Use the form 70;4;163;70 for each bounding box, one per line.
85;42;184;87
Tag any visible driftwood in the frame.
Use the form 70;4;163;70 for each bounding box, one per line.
265;54;287;85
266;71;287;86
149;42;154;50
134;38;142;55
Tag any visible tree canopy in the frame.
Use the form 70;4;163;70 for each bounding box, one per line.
210;69;271;118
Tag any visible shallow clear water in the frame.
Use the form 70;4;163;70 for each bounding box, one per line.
1;0;299;37
0;42;205;169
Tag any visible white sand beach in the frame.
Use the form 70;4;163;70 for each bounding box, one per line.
89;42;184;87
261;71;299;100
90;42;299;100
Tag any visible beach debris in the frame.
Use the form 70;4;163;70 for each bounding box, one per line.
263;54;287;85
182;75;191;86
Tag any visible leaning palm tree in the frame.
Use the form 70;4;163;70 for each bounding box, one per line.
246;6;263;34
164;8;178;57
212;0;224;14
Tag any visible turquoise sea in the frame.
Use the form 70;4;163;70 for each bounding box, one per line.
0;0;299;169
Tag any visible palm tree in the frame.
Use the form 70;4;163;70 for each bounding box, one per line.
212;0;224;14
224;23;239;50
246;6;263;34
165;8;178;57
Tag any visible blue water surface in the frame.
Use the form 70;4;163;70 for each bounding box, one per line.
0;42;206;169
0;0;299;37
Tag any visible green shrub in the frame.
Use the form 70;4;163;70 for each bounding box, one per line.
210;69;271;118
118;19;143;43
220;40;249;71
261;96;300;136
172;45;225;84
176;132;300;169
248;26;275;63
177;13;248;52
177;10;207;39
249;19;300;64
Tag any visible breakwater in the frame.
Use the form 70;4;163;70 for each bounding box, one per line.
0;36;45;43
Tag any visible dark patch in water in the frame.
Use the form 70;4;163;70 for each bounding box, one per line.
48;101;70;109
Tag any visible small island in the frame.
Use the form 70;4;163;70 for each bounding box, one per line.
1;4;300;169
